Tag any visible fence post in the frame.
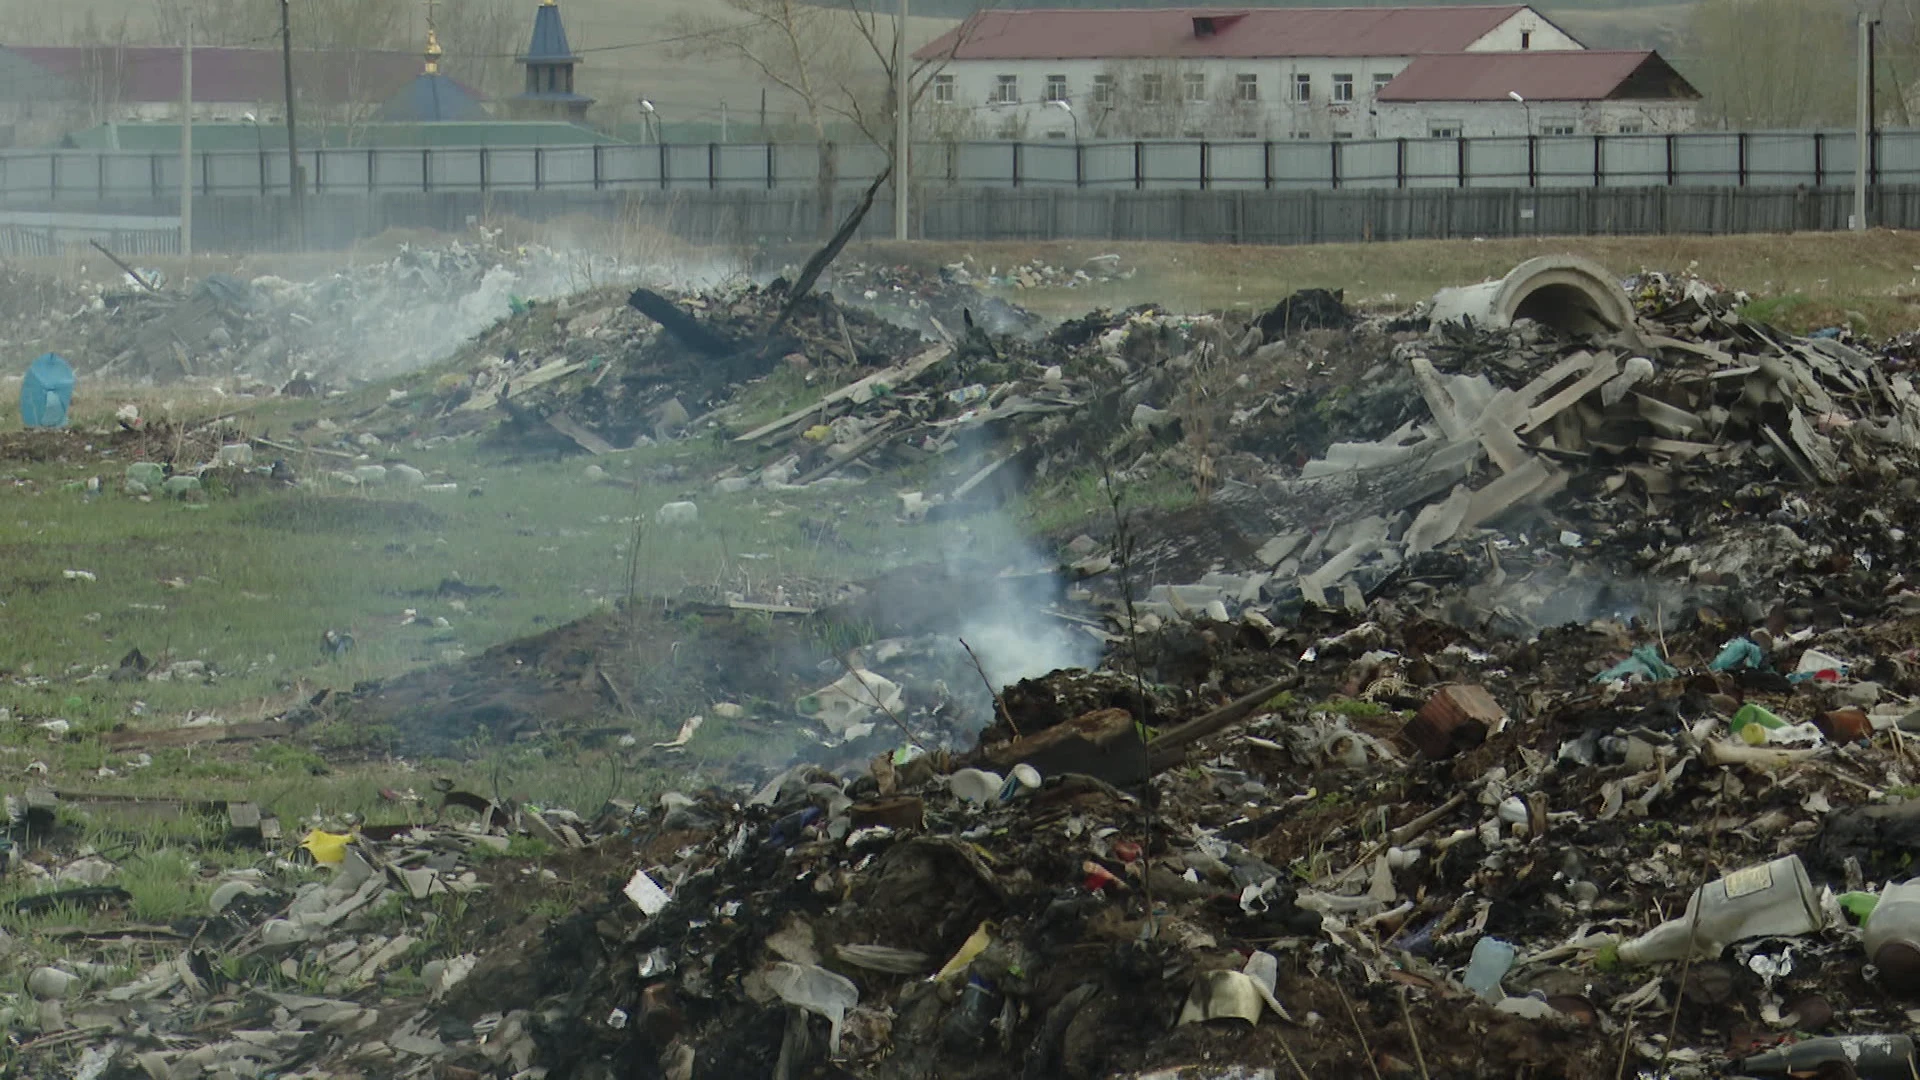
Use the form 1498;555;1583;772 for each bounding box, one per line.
1593;135;1602;187
1262;140;1273;190
1872;128;1882;186
1396;138;1406;188
1526;134;1536;187
1330;139;1341;189
766;143;776;190
1815;132;1826;187
1664;133;1676;185
97;153;105;201
659;142;669;190
535;147;545;191
1737;131;1748;186
706;143;717;190
151;154;161;199
1012;141;1022;188
1074;141;1084;188
200;151;210;197
479;148;489;192
1199;140;1210;190
1456;136;1466;188
422;149;431;193
1133;141;1143;190
593;144;604;190
367;149;375;194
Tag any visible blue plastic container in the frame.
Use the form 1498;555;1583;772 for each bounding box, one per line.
19;353;73;428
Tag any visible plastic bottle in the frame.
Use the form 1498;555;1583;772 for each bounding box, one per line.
1462;937;1516;1000
1864;880;1920;992
1730;703;1787;744
1614;855;1821;965
1734;1035;1916;1078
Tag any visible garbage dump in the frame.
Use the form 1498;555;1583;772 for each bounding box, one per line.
23;256;1920;1079
0;229;686;389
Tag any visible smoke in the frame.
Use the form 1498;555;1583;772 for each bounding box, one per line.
933;464;1104;695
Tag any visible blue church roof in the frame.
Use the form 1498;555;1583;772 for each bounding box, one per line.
519;5;578;64
377;73;488;122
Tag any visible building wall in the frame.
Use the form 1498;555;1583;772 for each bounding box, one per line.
1373;100;1698;139
929;10;1587;142
1463;11;1583;52
936;57;1426;140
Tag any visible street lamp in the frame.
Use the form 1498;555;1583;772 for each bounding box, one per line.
639;98;659;144
242;111;265;194
1049;99;1080;141
1507;90;1532;136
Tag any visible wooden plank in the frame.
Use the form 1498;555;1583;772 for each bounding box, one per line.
735;346;950;443
103;721;283;750
547;412;616;455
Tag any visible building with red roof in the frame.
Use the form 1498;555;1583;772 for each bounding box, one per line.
913;6;1696;141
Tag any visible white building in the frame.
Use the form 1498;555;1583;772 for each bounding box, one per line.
914;5;1694;141
1374;51;1698;138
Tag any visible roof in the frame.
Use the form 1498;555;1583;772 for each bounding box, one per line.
59;121;618;151
376;74;489;123
3;47;441;106
1377;50;1700;102
520;4;579;64
914;5;1541;61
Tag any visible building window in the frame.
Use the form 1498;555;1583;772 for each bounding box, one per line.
1541;121;1576;136
1617;120;1645;134
993;74;1018;104
1235;129;1259;139
1292;73;1311;102
1046;130;1067;139
1520;30;1533;49
1183;72;1206;102
1045;74;1068;102
1332;130;1354;139
1373;72;1395;97
933;75;954;104
1289;131;1311;140
1235;73;1258;102
1332;74;1354;103
1430;123;1461;138
1141;73;1164;103
1092;74;1114;105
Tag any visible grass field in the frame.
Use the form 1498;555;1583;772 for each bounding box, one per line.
855;231;1920;334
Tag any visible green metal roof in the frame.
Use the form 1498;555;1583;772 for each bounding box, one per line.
59;121;618;151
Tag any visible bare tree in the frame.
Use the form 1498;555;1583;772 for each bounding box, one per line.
1689;0;1855;128
671;0;846;140
436;0;523;103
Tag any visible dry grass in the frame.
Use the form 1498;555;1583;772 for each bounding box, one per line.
852;230;1920;333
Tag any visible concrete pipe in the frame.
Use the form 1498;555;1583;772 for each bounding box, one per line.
1428;255;1637;339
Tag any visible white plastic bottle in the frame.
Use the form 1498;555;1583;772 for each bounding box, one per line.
1615;855;1822;965
1864;879;1920;991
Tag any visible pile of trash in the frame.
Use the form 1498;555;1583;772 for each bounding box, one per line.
3;230;685;390
37;253;1920;1078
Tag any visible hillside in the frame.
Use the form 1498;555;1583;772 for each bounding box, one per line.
0;0;959;141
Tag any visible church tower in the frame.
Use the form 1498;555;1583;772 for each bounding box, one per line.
512;1;594;121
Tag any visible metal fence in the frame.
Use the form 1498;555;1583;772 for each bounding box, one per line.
20;183;1915;256
2;129;1915;201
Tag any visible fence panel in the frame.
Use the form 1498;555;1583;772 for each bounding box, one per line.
5;131;1920;198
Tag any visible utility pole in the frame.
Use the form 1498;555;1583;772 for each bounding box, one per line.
1855;11;1870;231
180;11;192;258
893;0;909;240
281;0;304;248
721;100;728;142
